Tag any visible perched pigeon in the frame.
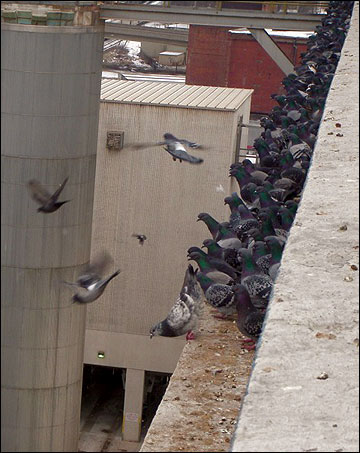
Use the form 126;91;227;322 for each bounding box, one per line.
234;284;265;350
62;251;120;304
150;265;203;340
188;250;236;284
196;271;237;319
149;292;198;340
131;133;205;164
238;249;273;310
181;264;203;310
132;234;147;245
27;177;70;213
197;212;222;239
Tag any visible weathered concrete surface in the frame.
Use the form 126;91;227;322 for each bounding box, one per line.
140;304;255;452
231;3;359;452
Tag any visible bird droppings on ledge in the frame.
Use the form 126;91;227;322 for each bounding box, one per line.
140;303;255;452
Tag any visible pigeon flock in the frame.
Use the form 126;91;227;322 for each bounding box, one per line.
150;1;354;349
25;1;352;340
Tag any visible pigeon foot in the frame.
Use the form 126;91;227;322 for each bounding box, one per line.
212;313;230;320
241;341;256;351
186;331;195;341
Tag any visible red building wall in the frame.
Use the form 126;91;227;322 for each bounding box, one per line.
186;25;308;114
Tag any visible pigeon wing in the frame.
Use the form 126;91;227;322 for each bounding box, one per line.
85;250;113;279
178;138;208;149
128;141;165;150
27;180;51;205
166;295;194;334
50;176;69;201
167;146;204;164
244;311;265;338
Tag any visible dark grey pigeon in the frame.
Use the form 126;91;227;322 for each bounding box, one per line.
234;284;265;350
62;251;120;304
27;177;70;213
196;271;236;319
132;234;147;245
130;133;205;164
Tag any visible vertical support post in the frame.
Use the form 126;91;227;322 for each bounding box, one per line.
122;368;145;442
234;115;243;163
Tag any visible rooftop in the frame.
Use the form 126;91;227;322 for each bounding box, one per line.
100;79;253;111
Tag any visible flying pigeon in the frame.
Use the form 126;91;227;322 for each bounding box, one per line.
132;234;147;245
62;250;120;304
27;177;70;213
130;133;205;164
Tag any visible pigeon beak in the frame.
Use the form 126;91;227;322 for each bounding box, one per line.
196;218;200;222
201;245;205;249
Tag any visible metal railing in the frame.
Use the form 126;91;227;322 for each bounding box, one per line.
100;1;328;15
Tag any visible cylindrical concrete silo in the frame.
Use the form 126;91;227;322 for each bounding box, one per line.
1;9;104;452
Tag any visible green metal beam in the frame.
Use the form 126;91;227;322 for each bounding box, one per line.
104;23;189;46
248;28;295;74
99;4;323;31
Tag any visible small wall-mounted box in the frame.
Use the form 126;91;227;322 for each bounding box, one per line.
106;131;124;151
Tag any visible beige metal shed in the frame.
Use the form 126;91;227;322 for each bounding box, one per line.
84;79;253;442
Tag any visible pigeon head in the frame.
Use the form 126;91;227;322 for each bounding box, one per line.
197;213;211;222
149;323;162;339
187;246;206;258
72;294;82;304
188;251;203;261
223;196;233;206
163;133;176;141
202;238;217;248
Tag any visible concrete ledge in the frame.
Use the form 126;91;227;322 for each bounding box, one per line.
231;3;359;452
140;304;255;452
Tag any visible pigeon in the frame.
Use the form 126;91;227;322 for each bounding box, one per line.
238;249;273;310
130;133;204;164
62;251;120;304
181;264;203;310
234;284;265;350
150;265;203;340
187;250;239;282
196;271;237;319
27;177;70;213
197;212;222;239
202;238;241;271
264;236;284;281
132;234;147;245
188;251;235;285
149;292;199;340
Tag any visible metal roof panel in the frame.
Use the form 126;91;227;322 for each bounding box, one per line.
100;80;252;111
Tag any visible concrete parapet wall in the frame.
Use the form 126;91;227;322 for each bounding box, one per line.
231;3;359;451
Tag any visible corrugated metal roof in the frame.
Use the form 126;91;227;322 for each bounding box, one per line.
100;79;253;111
